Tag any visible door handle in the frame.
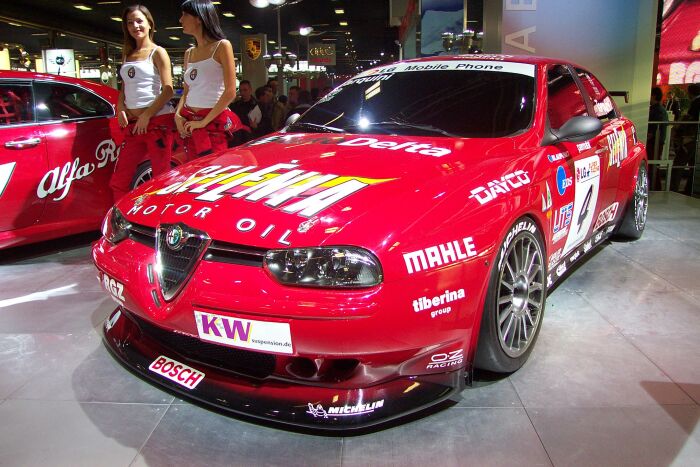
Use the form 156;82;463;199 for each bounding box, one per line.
4;137;41;149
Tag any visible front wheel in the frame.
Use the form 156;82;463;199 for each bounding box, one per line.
614;163;648;240
475;217;547;373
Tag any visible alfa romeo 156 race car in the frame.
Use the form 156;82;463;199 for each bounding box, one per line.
93;55;648;429
0;71;186;250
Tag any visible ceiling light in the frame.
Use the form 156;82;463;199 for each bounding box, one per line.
97;1;120;3
169;36;180;40
335;8;344;14
268;40;276;44
31;33;49;36
249;0;269;7
110;16;122;22
269;0;287;4
74;4;93;11
88;40;97;43
299;26;314;36
165;26;183;29
242;24;253;29
7;22;22;27
339;21;348;26
212;1;221;4
222;12;235;17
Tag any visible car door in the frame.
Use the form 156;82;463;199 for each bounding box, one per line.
0;79;48;232
543;64;607;271
574;67;629;230
33;80;118;227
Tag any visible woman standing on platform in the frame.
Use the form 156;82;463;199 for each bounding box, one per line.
111;4;175;202
176;0;238;158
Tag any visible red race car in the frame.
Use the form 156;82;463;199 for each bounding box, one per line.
0;71;186;249
93;55;648;430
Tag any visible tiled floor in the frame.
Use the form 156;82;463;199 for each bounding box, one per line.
1;192;699;467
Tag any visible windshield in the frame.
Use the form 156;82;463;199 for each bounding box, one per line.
289;62;536;138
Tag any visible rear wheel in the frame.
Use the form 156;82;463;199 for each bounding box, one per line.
475;217;547;373
130;161;153;190
615;163;648;239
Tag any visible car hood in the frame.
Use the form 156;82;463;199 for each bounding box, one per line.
119;132;518;250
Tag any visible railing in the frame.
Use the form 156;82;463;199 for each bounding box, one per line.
646;119;699;196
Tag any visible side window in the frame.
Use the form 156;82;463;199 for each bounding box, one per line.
547;65;588;129
575;68;618;120
34;82;113;122
0;83;34;125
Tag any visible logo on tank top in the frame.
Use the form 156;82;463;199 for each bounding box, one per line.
189;68;198;81
127;66;135;79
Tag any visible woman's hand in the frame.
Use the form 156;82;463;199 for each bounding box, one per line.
184;119;207;134
175;113;188;138
118;111;129;128
133;113;151;135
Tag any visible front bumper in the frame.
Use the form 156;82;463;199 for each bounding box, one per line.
103;306;466;430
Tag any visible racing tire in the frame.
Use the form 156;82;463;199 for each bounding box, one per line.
614;163;648;240
475;217;547;373
130;161;154;190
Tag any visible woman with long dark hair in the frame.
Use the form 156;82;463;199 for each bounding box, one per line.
175;0;239;158
110;4;175;202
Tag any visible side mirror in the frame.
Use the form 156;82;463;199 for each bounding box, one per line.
284;113;301;128
542;116;603;146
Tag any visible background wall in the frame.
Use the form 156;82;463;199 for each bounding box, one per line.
484;0;658;141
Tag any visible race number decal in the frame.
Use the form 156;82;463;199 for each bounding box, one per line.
563;156;600;254
0;162;16;198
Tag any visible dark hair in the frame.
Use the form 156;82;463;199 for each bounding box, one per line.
122;5;155;58
289;85;301;93
689;83;700;98
267;77;278;85
278;95;287;104
181;0;225;41
239;79;251;87
255;86;268;99
651;87;663;101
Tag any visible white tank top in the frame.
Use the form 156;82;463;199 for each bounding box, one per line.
184;41;225;108
120;47;174;115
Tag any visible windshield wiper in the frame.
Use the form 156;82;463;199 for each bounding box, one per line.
368;121;459;138
287;122;344;133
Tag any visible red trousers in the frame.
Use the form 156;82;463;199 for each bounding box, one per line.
110;113;175;202
178;107;242;159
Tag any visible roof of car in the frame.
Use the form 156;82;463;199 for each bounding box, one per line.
0;70;117;98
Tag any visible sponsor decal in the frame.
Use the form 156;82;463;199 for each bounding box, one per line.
352;60;535;78
155;163;393;218
593;202;619;231
552;202;573;243
0;162;16;198
547;274;553;288
412;288;465;318
404;237;477;274
607;127;628;168
594;231;604;243
548;248;563;269
101;272;125;305
245;38;262;60
338;137;451;157
189;68;197;81
556;263;567;277
37;139;119;201
427;349;464;370
556;166;573;195
149;355;205;390
127;66;135;78
498;220;537;267
541;182;552;212
563;156;600;254
594;96;615;118
606;224;616;234
347;73;394;85
469;170;531;205
194;310;293;354
576;141;591;151
307;400;384;418
297;217;320;233
547;152;567;162
583;239;593;253
569;250;581;263
105;309;121;331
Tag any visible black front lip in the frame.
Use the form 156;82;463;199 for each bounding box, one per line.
102;306;466;431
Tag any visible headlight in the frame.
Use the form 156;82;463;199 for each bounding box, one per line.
264;247;383;288
101;207;131;244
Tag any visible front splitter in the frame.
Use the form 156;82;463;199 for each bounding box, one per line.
103;307;466;431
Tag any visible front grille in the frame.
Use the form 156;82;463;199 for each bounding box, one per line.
129;222;156;247
156;224;210;301
130;312;276;379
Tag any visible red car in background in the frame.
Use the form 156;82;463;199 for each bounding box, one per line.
0;71;184;250
93;56;648;429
